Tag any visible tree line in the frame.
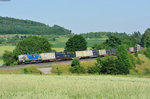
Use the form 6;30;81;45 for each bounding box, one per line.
91;31;142;50
0;16;71;35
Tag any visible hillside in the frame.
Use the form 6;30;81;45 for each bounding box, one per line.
0;16;71;35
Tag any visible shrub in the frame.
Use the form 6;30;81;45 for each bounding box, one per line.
88;57;102;74
101;56;119;75
88;66;99;74
23;68;32;74
70;58;85;74
22;67;41;74
2;50;16;66
134;53;138;57
70;66;85;74
144;47;150;58
71;58;80;67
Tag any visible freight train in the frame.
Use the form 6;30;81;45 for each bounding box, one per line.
18;45;142;64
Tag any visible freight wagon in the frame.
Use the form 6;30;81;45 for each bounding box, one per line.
18;45;142;64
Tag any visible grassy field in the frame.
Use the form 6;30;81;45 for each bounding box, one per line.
0;46;15;55
0;75;150;99
52;39;105;48
130;54;150;74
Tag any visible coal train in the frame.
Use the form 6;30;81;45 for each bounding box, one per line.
18;45;142;64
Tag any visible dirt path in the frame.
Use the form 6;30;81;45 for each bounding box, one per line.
37;67;52;74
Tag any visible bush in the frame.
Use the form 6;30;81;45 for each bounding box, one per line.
22;67;42;74
23;68;32;74
2;50;16;66
88;57;102;74
71;58;80;67
144;47;150;58
101;56;119;75
88;66;99;74
134;53;138;57
70;58;85;73
70;66;85;74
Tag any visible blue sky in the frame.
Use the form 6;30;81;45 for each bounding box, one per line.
0;0;150;34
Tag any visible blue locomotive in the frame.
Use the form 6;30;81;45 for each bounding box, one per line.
18;53;42;64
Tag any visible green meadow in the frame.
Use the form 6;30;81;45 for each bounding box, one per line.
0;75;150;99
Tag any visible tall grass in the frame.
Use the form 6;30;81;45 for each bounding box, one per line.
0;66;42;74
0;75;150;99
130;54;150;75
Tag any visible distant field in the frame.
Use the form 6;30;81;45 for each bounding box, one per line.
0;46;15;56
52;39;105;48
87;39;105;47
0;75;150;99
52;48;64;52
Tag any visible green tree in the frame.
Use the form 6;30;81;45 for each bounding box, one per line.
13;36;52;59
65;35;87;51
104;36;122;48
3;50;16;66
131;31;142;44
141;28;150;47
116;45;130;74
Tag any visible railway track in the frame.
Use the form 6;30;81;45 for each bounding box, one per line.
0;58;96;69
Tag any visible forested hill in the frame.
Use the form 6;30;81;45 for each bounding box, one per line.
0;16;72;35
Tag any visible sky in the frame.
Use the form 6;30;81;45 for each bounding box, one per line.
0;0;150;34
